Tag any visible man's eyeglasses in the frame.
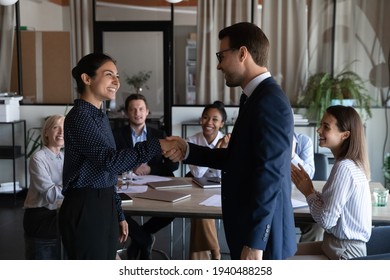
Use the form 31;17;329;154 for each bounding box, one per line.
216;48;236;63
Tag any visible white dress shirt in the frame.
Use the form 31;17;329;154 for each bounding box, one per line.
186;131;225;178
306;159;372;242
24;146;64;210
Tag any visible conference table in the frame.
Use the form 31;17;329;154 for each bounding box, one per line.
121;178;388;259
121;179;390;225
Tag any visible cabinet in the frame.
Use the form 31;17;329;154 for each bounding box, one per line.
0;120;27;198
11;31;72;104
185;45;196;104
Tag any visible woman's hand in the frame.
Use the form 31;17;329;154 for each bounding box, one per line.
118;220;128;244
215;133;231;148
291;163;315;197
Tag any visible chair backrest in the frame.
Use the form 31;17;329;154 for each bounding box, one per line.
351;226;390;260
313;153;328;181
366;226;390;255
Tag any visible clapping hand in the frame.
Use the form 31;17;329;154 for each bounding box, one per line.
291;163;315;197
159;136;187;162
216;133;231;148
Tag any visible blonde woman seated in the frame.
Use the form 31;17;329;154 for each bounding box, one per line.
290;106;372;260
187;101;230;260
23;115;65;259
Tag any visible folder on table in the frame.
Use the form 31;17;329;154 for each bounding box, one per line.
192;177;221;188
133;189;191;203
118;192;133;204
147;179;192;189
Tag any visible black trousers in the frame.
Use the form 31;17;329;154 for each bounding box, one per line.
59;187;119;260
23;207;61;259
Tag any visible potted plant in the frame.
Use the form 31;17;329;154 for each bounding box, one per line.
26;127;42;158
383;153;390;190
298;68;372;123
125;70;152;94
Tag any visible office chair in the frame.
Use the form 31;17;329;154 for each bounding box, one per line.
351;226;390;260
313;153;329;181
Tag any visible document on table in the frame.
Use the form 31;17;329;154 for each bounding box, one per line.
200;195;308;209
291;198;308;208
116;185;148;193
125;175;171;185
200;194;221;207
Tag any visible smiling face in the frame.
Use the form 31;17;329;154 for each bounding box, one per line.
82;61;120;107
127;99;149;128
216;37;243;88
200;108;225;144
45;117;64;152
317;111;350;157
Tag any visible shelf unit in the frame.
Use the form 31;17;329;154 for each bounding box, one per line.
0;120;27;198
185;44;196;104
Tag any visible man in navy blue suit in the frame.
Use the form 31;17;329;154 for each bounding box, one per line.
168;22;297;260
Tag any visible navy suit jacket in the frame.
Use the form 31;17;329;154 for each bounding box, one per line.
184;77;297;259
112;125;178;177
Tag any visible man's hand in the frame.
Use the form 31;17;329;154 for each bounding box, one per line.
241;246;263;260
159;136;187;162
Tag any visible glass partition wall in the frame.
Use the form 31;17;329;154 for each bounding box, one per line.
11;1;390;110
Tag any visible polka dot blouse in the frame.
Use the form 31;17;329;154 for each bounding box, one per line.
62;99;161;221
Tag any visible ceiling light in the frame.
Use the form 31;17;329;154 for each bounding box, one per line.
0;0;18;6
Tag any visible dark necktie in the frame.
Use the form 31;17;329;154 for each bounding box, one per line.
239;93;247;109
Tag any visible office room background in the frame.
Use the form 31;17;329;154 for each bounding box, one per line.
0;0;389;189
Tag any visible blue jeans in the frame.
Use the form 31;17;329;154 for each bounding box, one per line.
24;236;61;260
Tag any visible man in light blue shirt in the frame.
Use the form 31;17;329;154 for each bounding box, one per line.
292;132;324;242
291;132;315;178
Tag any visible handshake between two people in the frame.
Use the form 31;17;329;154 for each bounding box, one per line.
159;136;187;163
158;133;231;163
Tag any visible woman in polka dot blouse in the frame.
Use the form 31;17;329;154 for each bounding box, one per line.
58;53;181;259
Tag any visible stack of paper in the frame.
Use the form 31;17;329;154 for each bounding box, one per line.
293;113;309;125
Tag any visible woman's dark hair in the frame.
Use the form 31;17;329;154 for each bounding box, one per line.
202;101;227;122
326;105;370;179
72;53;116;94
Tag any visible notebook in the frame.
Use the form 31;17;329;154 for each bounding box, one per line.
192;177;221;189
147;179;192;189
118;192;133;204
133;189;191;203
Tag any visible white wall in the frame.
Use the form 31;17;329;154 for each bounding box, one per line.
20;0;70;31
